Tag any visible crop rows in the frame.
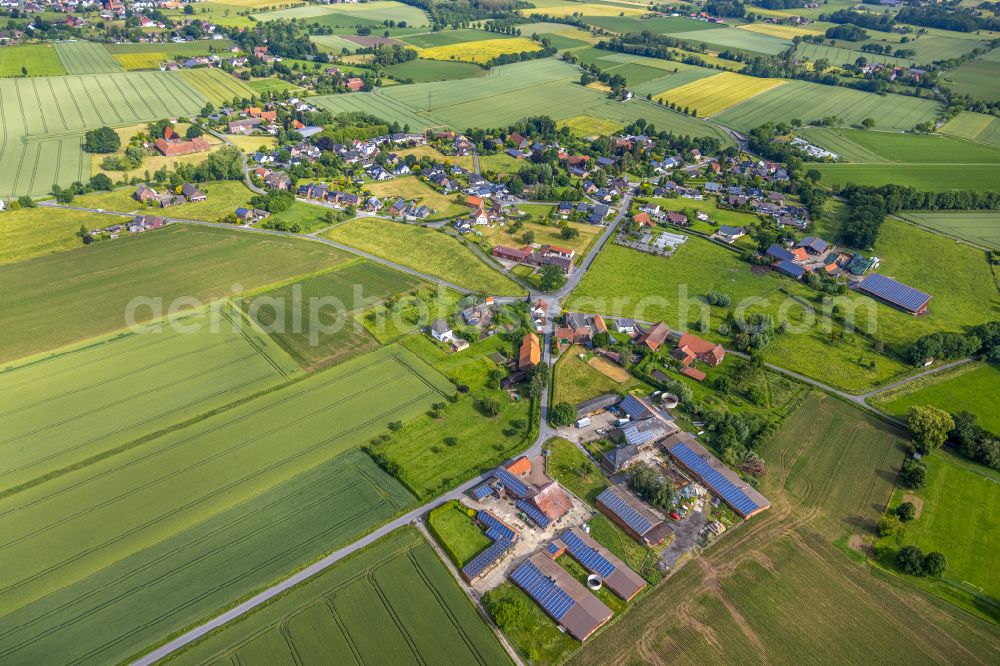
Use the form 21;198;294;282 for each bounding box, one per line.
168;530;510;666
0;307;298;494
0;71;208;197
652;71;785;117
714;79;941;132
55;41;124;75
178;69;258;106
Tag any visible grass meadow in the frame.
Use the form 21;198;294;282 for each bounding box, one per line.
428;499;492;566
0;224;349;362
242;260;424;371
814;163;1000;191
325;217;525;295
0;206;111;265
168;528;511;666
553;344;638;405
384;58;485;82
874;448;1000;619
476;215;601;260
566;240;910;393
714;80;940;132
0;305;299;493
668;25;791;55
377;333;534;498
366;175;467;218
570;394;1000;666
259;1;429;26
0;44;66;76
0;345;451;663
896;210;1000;249
796;41;916;68
870;361;1000;433
802;127;1000;164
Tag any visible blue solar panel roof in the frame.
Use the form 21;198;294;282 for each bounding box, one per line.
596;487;653;536
766;244;795;262
516;499;552;528
621;425;657;447
670;443;760;516
546;542;561;555
776;259;805;278
858;274;931;312
493;468;531;499
461;538;513;580
619;395;651;421
478;510;518;542
471;483;494;501
511;560;576;621
562;531;616;577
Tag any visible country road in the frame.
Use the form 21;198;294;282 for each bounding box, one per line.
49;181;956;665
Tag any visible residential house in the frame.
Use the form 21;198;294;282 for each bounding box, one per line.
430;319;453;342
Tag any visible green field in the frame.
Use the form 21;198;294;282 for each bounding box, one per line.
400;28;511;48
0;305;300;494
325;217;525;296
814;163;1000;191
0;44;66;77
570;394;1000;666
0;70;210;197
170;527;510;666
384;58;486;82
0;447;420;665
0;345;452;663
714;80;940;132
375;333;534;498
103;39;235;56
259;1;429;26
579;15;715;36
939;111;1000;149
177;68;258;105
553;344;637;405
54;41;123;74
566;239;910;393
0;206;113;265
0;224;349;363
429;499;492;566
668;25;791;55
875;448;1000;615
795;42;916;69
314;59;732;142
242;260;424;370
896;210;1000;249
801;128;1000;165
870;362;1000;433
944;58;1000;102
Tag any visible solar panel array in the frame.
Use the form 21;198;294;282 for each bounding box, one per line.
471;483;494;501
511;560;576;621
546;542;561;555
619;395;649;420
478;510;518;542
670;443;760;516
776;259;805;278
621;425;657;447
493;468;531;498
596;487;652;536
858;274;931;312
516;499;551;528
461;538;513;580
766;244;795;262
562;531;616;577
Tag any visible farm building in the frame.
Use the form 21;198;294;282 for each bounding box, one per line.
552;527;647;601
635;322;670;351
575;393;620;419
663;432;771;519
603;395;678;472
510;551;613;641
856;274;931;315
154;127;211;157
519;332;541;370
672;333;725;368
595;486;672;546
469;457;573;529
460;510;520;583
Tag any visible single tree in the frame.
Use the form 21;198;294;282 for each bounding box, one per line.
550;401;576;426
895;501;916;522
896;545;925;576
923;551;946;577
907;405;954;454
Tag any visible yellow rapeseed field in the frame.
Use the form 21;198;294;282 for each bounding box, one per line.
418;38;543;64
739;22;825;39
112;52;167;70
521;2;644;17
654;71;786;117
